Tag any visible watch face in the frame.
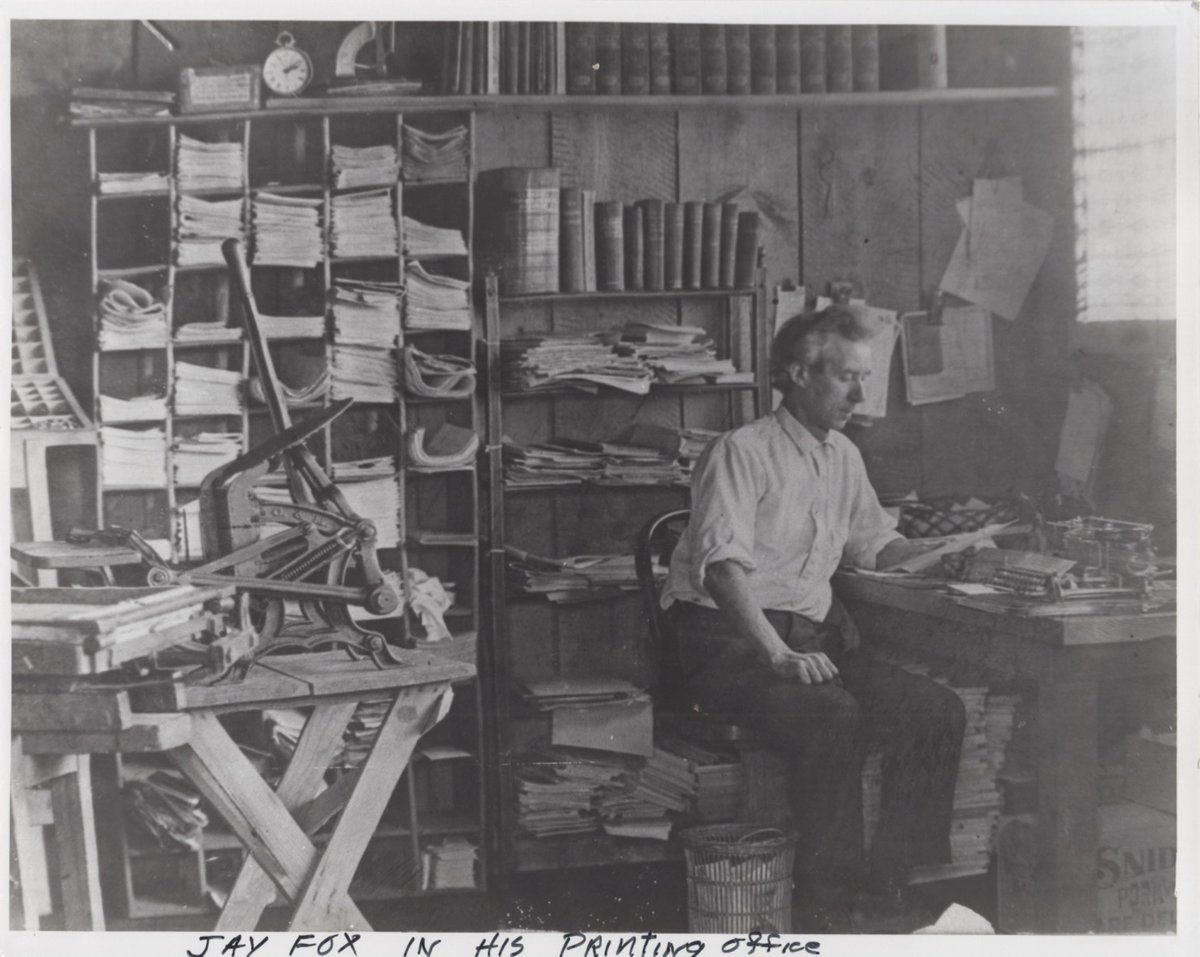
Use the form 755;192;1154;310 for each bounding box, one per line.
264;47;311;96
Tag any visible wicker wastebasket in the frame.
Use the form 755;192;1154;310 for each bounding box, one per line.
681;825;797;934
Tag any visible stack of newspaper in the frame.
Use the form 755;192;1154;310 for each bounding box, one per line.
173;361;243;417
331;278;402;348
403;216;468;257
501;334;651;395
98;392;168;424
97;279;168;350
618;323;747;385
175;134;245;192
97;171;170;195
330;143;401;189
251;192;324;267
402;124;469;182
172;432;243;486
175;195;245;267
257;313;326;340
330;188;397;258
331;345;397;404
423;840;479;890
404;262;472;331
101;426;167;487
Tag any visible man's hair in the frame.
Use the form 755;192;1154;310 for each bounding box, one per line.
769;304;873;391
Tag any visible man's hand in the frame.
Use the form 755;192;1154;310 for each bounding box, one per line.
768;649;839;684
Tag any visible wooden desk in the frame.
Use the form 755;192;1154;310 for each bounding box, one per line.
833;573;1176;933
12;649;474;932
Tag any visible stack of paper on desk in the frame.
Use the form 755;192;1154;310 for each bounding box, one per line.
97;279;168;350
404;262;473;331
172;432;242;486
175;195;246;267
101;426;167;487
173;361;243;416
403;217;468;257
331;143;400;190
175;134;245;192
331;188;397;258
331;345;398;404
252;192;324;267
402;124;469;182
332;278;402;348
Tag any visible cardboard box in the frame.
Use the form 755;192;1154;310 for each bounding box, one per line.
1096;802;1176;933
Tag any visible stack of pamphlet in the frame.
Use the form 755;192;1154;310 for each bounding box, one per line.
175;134;245;192
331;143;400;189
98;392;168;423
252;192;324;267
331;278;402;348
423;840;479;890
172;432;242;486
403;216;468;257
101;426;167;487
176;195;245;267
404;262;473;331
173;361;243;416
402;124;469;181
97;279;168;350
501;334;651;395
330;188;397;258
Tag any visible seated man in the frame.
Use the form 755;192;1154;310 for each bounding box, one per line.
661;304;966;929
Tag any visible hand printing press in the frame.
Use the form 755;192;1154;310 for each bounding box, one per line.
50;239;404;675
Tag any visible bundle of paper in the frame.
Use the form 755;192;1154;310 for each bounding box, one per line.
401;346;476;398
402;124;469;182
174;321;242;343
331;143;401;190
257;313;326;340
340;698;392;767
175;195;246;267
403;216;468;257
331;344;397;404
175;134;245;192
656;732;743;821
247;368;330;407
331;278;402;348
335;467;402;548
423;839;479;890
172;432;243;486
71;86;175;118
330;187;397;258
122;770;208;851
97;171;171;195
101;426;167;487
251;192;324;268
502;439;605;488
622;423;721;480
514;748;630;838
98;392;168;424
173;360;243;416
404;262;473;331
97;279;169;350
506;548;642;602
501;334;651;395
407;423;480;471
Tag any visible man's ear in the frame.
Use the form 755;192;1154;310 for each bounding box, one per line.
788;360;808;388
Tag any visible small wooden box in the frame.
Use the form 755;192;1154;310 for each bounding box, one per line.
178;65;261;114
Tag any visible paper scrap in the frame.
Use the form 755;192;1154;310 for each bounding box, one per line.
1055;379;1112;503
940;180;1054;321
914;902;995;934
877;522;1014;574
901;307;995;406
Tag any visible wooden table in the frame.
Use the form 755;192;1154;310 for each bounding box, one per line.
12;649;474;932
832;573;1176;933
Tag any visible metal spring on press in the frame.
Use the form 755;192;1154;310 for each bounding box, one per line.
269;537;345;582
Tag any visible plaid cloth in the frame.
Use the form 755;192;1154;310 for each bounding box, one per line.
898;499;1021;539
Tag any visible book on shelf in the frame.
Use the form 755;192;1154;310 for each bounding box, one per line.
459;21;474;97
663;202;684;291
487;21;501;94
519;22;532;95
638;199;665;292
623;205;645;291
827;25;854;93
700;202;722;289
440;23;459;94
502;21;520;94
718;202;740;289
649;24;672;94
726;25;751;94
672;24;701;95
750;25;777;94
853;25;881;92
700;25;728;95
560;188;586;292
566;21;595;93
801;27;828;93
683;201;704;290
776;25;802;93
621;23;651;95
581;189;598;291
734;211;761;289
594;23;622;95
477;166;561;295
555;23;568;94
594;200;625;292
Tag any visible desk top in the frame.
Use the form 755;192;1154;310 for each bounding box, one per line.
833;573;1175;647
181;650;475;712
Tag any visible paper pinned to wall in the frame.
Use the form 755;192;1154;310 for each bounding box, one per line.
901;307;995;406
1055;378;1112;503
940;179;1054;321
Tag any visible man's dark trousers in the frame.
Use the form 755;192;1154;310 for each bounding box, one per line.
667;600;966;905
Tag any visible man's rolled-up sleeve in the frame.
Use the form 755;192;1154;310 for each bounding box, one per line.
686;437;762;592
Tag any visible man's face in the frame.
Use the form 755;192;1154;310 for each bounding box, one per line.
792;337;872;434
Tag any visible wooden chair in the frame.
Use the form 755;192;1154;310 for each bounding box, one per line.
634;508;787;823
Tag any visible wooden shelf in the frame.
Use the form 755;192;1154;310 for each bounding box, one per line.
501;381;757;399
70;87;1061;127
504;482;688;495
498;287;756;303
511;833;681;873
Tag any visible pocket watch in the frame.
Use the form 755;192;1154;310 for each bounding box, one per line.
263;32;313;97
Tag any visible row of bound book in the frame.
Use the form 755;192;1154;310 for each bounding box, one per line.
440;22;567;95
565;24;890;96
478;168;760;296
